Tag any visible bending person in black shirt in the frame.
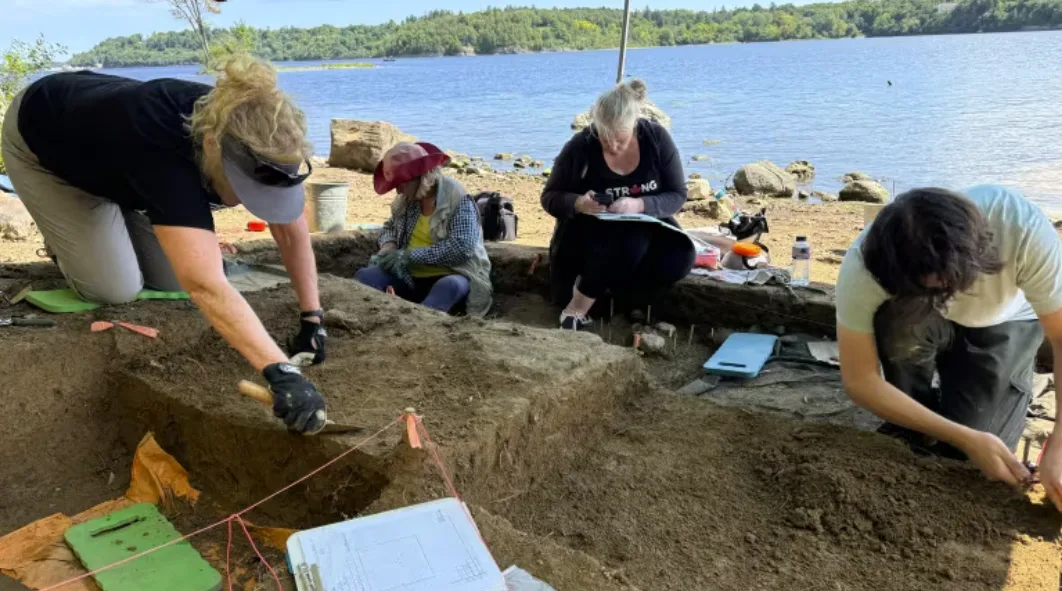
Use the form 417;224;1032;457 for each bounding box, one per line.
0;56;328;434
541;80;695;330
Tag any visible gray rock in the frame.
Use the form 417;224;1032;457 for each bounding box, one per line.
463;166;484;175
733;161;796;198
785;160;816;182
654;322;677;338
328;119;415;172
839;180;890;203
813;191;838;203
0;196;36;241
689;172;703;180
691;155;710;162
541;168;552;178
494;153;514;161
842;171;874;183
686;179;713;202
638;332;669;356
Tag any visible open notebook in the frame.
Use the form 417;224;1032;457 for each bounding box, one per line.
287;498;506;591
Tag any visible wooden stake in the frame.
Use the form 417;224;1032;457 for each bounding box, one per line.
688;325;696;347
647;305;652;325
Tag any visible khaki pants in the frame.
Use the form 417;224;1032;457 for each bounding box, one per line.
1;91;182;303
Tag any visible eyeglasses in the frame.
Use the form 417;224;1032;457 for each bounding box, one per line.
221;136;312;188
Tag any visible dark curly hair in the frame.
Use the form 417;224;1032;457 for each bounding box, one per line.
862;188;1003;363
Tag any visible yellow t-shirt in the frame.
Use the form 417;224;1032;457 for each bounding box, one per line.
408;215;450;278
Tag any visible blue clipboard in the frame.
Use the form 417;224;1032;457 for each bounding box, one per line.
704;333;778;378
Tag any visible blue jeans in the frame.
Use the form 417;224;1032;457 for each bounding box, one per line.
354;266;470;313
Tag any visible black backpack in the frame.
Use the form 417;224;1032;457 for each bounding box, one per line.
475;192;518;242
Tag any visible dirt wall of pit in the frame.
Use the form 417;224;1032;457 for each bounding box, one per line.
103;276;644;532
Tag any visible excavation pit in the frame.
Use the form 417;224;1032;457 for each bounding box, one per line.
0;236;1059;591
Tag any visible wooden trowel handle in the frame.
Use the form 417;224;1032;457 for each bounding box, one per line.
238;380;273;406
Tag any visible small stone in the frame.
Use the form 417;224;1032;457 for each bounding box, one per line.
689;172;703;180
901;547;915;559
513;160;527;169
494;153;514;161
691;154;710;161
812;191;838;203
464;166;484;175
920;526;934;537
772;325;786;335
939;567;956;581
654;322;677;338
0;196;36;241
745;533;758;544
541;169;552;177
637;333;668;356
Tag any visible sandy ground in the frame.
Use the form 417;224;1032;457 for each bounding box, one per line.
0;165;867;285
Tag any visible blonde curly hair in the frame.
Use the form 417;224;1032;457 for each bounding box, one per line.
186;54;310;187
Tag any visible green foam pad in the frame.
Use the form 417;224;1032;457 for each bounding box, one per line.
64;503;222;591
25;289;189;314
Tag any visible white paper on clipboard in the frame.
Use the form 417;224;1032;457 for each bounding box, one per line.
286;497;506;591
591;212;695;246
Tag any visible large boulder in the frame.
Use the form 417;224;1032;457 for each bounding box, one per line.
839;180;890;203
328;120;415;172
785;160;816;182
842;171;874;183
0;195;36;241
571;101;672;131
733;161;796;198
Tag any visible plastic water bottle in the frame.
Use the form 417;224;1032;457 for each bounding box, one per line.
791;236;811;286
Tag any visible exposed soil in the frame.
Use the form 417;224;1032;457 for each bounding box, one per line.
1;244;1060;591
502;394;1062;591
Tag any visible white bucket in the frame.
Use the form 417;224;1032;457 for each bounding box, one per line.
304;182;349;233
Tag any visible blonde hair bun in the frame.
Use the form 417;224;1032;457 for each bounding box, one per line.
627;79;648;102
214;53;278;93
187;53;310;183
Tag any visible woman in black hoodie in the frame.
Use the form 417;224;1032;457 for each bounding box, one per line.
541;80;695;330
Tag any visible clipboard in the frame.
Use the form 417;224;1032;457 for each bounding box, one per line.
286;498;506;591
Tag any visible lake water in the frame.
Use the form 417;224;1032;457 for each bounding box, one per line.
7;31;1062;207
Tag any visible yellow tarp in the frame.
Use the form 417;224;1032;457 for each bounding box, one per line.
0;433;199;591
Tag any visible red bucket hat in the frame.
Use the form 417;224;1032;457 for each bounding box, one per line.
373;142;451;195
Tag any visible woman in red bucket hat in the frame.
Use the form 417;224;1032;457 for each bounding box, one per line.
355;142;493;316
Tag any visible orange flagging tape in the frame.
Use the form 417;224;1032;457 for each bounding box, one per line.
528;254;541;276
90;321;159;338
404;411;422;449
117;322;159;339
386;286;396;296
633;333;642;350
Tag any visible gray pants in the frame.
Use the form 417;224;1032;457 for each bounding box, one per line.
874;300;1042;457
1;91;181;303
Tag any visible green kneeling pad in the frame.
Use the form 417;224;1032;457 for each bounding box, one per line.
25;288;189;314
64;502;222;591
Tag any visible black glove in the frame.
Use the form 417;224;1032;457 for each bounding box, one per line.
263;362;328;434
288;310;326;367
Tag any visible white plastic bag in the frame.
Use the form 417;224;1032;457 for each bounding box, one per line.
504;566;557;591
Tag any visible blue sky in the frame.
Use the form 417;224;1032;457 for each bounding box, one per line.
1;0;724;56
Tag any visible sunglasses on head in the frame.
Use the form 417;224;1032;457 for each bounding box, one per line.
221;136;312;188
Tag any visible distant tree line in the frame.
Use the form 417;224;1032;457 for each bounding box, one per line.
70;1;1062;68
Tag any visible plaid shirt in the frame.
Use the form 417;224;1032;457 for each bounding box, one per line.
379;196;482;268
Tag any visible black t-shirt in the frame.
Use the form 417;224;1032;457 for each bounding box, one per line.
18;71;222;230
